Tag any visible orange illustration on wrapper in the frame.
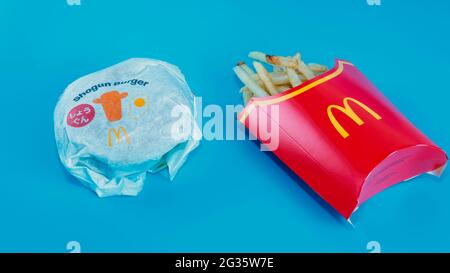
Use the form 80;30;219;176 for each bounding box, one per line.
93;91;128;122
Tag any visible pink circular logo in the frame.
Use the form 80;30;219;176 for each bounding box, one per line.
67;104;95;128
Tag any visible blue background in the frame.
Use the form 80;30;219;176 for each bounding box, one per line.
1;0;449;253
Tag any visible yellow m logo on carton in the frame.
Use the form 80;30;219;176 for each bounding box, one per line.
327;97;382;139
108;126;130;147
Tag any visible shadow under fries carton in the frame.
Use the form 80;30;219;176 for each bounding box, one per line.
238;59;448;219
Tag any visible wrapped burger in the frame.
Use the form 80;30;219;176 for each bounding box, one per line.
54;58;201;197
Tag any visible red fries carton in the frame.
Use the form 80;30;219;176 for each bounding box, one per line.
238;59;448;219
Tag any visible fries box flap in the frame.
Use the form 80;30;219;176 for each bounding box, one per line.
238;59;448;219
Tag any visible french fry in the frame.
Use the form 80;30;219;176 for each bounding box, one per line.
308;63;328;73
238;61;266;88
286;67;302;87
251;71;289;85
270;72;289;84
241;87;253;105
297;72;307;82
233;66;269;97
275;85;291;93
237;61;257;77
253;61;277;96
249;70;307;85
299;61;316;80
273;66;285;72
263;71;306;84
249;51;297;68
271;73;290;85
235;51;326;102
294;53;315;80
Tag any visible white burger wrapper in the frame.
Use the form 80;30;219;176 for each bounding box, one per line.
54;58;201;197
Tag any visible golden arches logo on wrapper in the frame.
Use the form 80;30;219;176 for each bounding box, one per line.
327;97;382;139
54;58;201;197
107;126;130;148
